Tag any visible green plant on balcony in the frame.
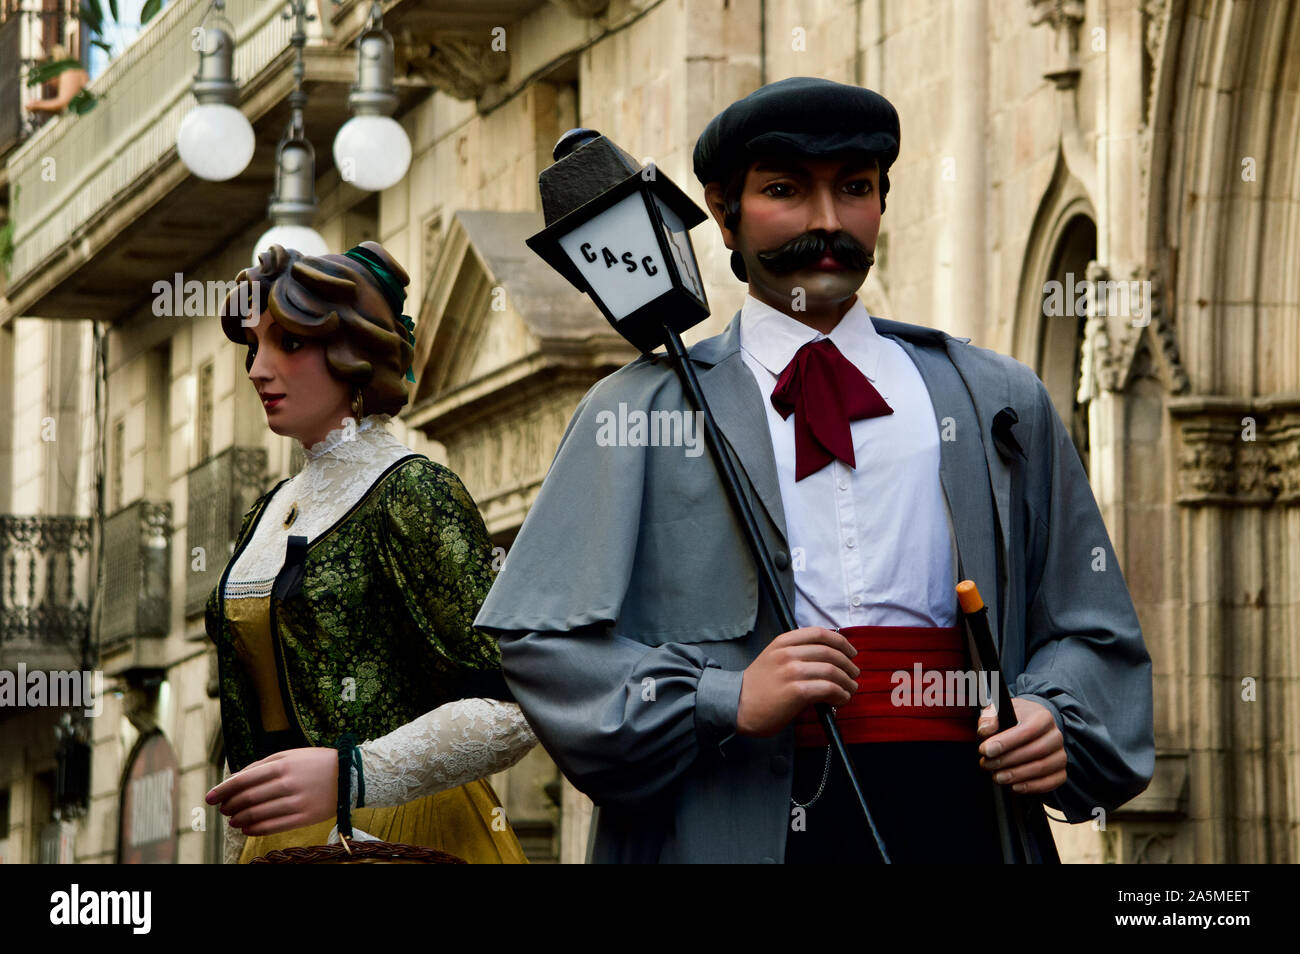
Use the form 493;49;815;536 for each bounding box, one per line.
27;0;167;116
0;183;18;276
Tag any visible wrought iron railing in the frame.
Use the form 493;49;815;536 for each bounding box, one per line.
185;446;267;617
0;15;22;157
100;500;172;644
0;514;92;661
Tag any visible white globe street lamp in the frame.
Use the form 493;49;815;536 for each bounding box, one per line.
331;4;411;192
176;2;254;182
178;102;256;182
252;127;328;265
333;114;411;192
251;224;330;265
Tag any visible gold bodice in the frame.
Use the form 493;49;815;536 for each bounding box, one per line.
226;596;292;733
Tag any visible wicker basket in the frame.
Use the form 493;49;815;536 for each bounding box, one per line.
250;735;467;864
251;836;466;865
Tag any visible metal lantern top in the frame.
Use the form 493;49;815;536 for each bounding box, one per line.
349;1;399;117
192;0;239;105
526;129;711;352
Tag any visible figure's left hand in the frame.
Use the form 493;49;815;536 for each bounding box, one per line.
976;698;1067;795
205;747;339;836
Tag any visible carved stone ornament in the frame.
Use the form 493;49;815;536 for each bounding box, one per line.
1081;264;1189;397
122;684;159;736
394;29;510;101
447;396;573;504
1132;831;1176;864
1171;397;1300;507
1027;0;1087;88
1027;0;1086;32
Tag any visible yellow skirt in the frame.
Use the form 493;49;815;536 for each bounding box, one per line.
240;778;528;864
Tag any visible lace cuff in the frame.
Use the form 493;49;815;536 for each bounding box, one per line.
219;765;248;865
222;823;248;865
355;698;537;808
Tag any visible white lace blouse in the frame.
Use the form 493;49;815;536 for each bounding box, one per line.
220;414;536;863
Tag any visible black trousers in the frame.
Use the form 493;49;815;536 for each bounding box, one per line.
784;740;1005;863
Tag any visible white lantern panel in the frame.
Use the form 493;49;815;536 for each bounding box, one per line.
557;193;673;320
653;195;705;303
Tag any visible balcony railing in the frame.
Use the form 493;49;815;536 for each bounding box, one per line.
101;500;172;645
0;14;23;159
185;446;266;618
4;0;316;288
0;514;93;669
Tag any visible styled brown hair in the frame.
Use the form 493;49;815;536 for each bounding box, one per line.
220;242;415;416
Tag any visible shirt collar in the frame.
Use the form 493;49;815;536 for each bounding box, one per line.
738;293;884;381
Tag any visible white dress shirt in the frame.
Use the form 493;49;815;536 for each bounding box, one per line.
738;294;959;629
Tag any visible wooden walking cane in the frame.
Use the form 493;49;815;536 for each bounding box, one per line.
662;328;892;864
956;579;1042;864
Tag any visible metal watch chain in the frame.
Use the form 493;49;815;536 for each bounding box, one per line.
790;743;832;809
791;625;845;809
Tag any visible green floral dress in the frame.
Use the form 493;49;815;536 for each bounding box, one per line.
206;448;505;773
206;417;531;864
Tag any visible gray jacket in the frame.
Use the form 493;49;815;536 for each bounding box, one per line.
475;311;1154;863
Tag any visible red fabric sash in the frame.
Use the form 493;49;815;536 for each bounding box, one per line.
794;624;982;747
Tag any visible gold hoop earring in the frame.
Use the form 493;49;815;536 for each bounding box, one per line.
351;388;364;420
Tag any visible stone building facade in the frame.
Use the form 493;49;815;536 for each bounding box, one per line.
1;0;1295;863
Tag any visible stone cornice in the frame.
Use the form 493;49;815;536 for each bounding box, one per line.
1170;394;1300;506
394;30;510;101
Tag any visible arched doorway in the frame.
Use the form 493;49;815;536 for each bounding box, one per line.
1037;214;1096;473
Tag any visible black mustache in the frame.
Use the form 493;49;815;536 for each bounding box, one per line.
756;231;875;273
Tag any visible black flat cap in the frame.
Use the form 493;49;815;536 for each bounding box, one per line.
693;76;900;186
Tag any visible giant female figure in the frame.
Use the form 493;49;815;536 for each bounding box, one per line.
204;241;535;863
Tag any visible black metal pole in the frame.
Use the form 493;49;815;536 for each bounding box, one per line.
662;325;891;863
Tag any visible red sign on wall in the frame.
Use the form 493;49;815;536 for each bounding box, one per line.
118;732;179;864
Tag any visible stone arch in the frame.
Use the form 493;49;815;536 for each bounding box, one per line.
1151;0;1300;397
1144;0;1300;863
1013;146;1098;462
1042;215;1097;469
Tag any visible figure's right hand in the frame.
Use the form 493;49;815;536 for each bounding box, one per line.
736;627;860;737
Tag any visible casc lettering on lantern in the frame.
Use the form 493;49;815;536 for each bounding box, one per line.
579;242;660;276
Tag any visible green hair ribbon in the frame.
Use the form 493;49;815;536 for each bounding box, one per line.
342;246;417;383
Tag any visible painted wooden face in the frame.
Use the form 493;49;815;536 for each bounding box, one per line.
243;308;353;447
714;156;882;317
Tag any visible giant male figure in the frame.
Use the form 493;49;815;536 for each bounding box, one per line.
475;77;1154;863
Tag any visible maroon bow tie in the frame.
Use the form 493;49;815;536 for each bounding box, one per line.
770;337;894;481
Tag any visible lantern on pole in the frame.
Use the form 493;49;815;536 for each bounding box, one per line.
525;129;709;353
